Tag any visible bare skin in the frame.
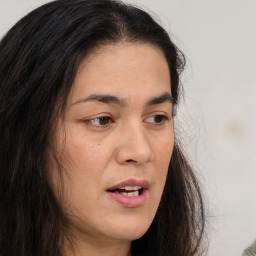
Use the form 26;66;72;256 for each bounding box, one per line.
49;42;174;256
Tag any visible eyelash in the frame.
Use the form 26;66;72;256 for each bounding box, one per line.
83;116;114;128
83;114;170;128
145;114;170;125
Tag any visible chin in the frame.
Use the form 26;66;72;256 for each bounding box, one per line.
106;217;151;241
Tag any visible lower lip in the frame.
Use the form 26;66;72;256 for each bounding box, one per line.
106;189;148;208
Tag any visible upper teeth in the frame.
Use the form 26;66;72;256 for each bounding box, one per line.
119;186;142;191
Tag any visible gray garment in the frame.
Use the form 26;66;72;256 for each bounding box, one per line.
243;241;256;256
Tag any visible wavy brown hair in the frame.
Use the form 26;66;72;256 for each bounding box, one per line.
0;0;205;255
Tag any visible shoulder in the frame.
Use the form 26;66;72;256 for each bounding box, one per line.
243;240;256;256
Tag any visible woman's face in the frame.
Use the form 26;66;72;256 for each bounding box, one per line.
50;42;174;244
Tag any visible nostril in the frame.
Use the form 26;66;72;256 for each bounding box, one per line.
126;159;134;163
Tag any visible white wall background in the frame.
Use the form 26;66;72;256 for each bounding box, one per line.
1;1;255;255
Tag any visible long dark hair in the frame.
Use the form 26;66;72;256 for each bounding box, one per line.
0;0;205;255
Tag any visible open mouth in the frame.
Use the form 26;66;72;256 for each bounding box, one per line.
108;186;143;197
106;180;149;207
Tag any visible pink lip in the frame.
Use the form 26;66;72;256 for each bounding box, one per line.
106;179;150;208
107;179;150;191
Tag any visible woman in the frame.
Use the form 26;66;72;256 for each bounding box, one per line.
0;0;205;255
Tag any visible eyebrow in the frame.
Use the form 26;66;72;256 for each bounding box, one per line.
146;92;173;106
72;94;126;106
72;92;173;106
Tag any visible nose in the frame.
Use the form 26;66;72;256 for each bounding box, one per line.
115;123;154;165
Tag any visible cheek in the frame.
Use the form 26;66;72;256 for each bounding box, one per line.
154;132;174;166
151;133;174;197
58;136;115;203
156;135;174;183
63;134;109;171
53;143;106;214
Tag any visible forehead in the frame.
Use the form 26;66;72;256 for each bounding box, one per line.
70;42;171;104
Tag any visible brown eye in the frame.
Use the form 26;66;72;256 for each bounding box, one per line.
97;117;111;125
154;115;165;123
84;116;113;127
145;115;169;125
